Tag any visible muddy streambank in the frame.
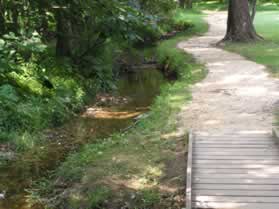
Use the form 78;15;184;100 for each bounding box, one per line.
0;68;166;209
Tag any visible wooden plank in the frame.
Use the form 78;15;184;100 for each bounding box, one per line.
193;164;279;169
196;135;271;138
193;146;279;152
193;202;279;209
186;132;193;209
191;132;279;209
196;136;272;140
194;155;279;160
193;168;279;174
193;159;279;165
194;144;274;148
195;173;279;179
193;196;279;203
193;150;279;156
193;178;279;184
195;136;272;140
194;183;279;190
195;140;275;145
193;189;279;197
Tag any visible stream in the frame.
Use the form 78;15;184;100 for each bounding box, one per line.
0;68;166;209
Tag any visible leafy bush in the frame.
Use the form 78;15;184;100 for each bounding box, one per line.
0;32;89;148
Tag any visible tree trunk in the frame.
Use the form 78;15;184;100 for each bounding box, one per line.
223;0;261;42
250;0;257;22
179;0;185;8
0;0;5;35
11;7;19;34
38;8;49;40
186;0;193;9
55;9;71;57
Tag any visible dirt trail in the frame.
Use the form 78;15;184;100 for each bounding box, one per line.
177;12;279;136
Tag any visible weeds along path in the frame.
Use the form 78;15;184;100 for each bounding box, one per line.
177;12;279;135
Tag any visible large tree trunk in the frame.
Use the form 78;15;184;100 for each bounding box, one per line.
223;0;261;42
0;0;6;35
186;0;193;9
11;6;19;34
179;0;185;8
55;9;72;57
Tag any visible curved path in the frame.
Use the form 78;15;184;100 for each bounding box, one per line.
178;12;279;209
178;12;279;136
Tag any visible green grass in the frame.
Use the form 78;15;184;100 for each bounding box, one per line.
174;9;209;35
28;10;208;209
224;11;279;77
195;0;228;11
195;0;279;11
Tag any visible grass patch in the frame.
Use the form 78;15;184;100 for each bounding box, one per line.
224;11;279;77
195;0;279;11
195;0;228;11
28;11;207;209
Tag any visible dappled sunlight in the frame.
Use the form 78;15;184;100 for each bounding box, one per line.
179;16;278;209
262;2;278;6
109;176;154;190
193;130;279;208
204;120;220;125
160;131;181;140
169;95;185;102
236;130;271;135
195;201;251;209
158;185;178;193
103;164;163;191
219;73;267;85
247;167;279;177
179;29;278;132
82;107;146;119
237;86;268;96
207;62;226;67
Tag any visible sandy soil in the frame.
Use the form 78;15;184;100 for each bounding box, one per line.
177;12;279;136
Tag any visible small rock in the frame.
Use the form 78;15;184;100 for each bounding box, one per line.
0;191;6;199
130;193;136;199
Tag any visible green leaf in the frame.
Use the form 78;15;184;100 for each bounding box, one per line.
0;84;19;103
0;39;5;50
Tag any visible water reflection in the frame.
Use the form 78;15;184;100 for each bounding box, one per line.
0;68;166;209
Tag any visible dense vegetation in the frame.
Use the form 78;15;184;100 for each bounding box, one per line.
28;10;208;209
1;0;279;208
0;0;190;150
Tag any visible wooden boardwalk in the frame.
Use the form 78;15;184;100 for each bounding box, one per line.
187;133;279;209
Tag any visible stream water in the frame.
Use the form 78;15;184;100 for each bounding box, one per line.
0;68;166;209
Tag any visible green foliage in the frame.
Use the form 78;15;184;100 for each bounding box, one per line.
0;2;208;150
65;186;112;209
28;10;208;209
87;187;112;209
136;189;161;208
0;32;89;147
157;10;208;78
137;0;177;15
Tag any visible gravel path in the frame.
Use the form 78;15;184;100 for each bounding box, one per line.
177;12;279;136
